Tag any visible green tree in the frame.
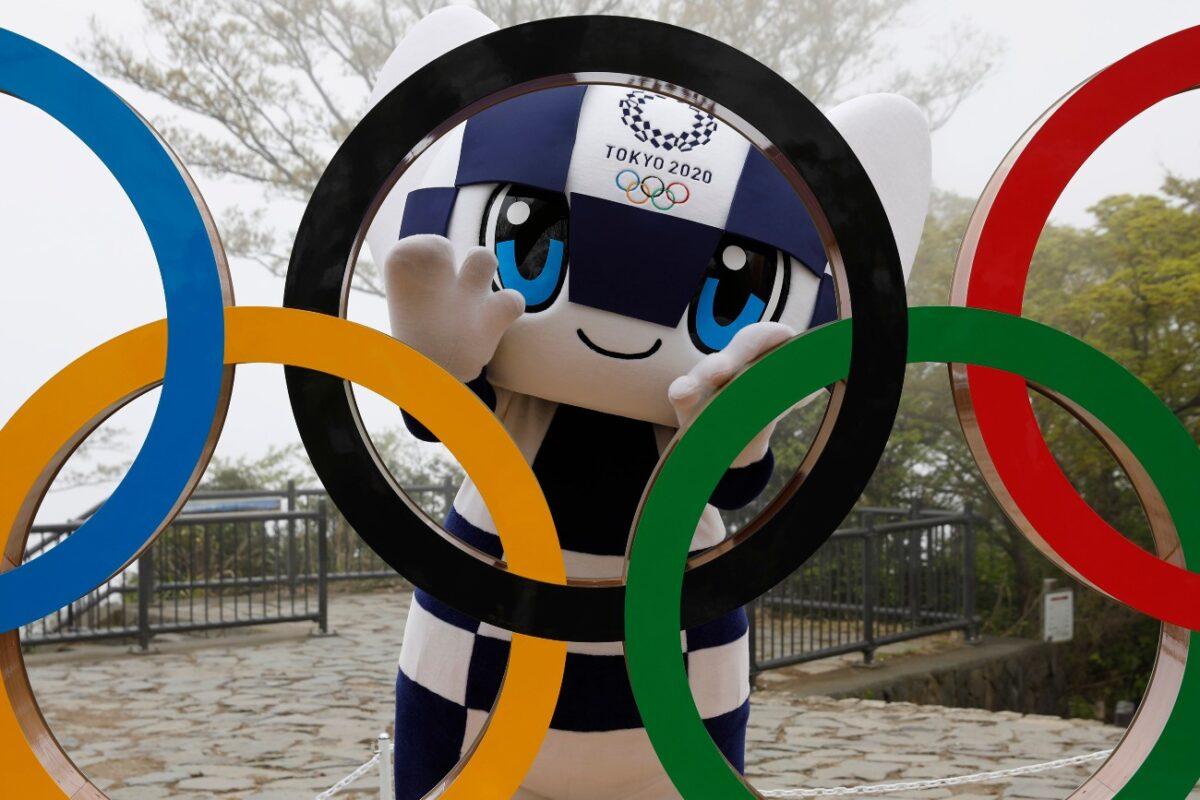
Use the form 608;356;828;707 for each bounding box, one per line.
853;176;1200;716
199;442;316;491
857;178;1200;611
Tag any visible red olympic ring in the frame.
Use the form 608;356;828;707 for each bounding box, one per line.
954;25;1200;629
665;181;690;204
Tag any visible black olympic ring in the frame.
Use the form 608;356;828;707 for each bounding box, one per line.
283;15;907;641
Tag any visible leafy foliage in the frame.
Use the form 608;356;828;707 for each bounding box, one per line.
733;176;1200;717
877;177;1200;716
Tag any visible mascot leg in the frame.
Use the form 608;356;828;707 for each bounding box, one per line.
393;666;468;800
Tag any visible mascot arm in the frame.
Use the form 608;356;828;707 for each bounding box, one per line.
709;448;775;510
384;234;520;441
400;371;496;443
384;234;525;382
669;320;793;469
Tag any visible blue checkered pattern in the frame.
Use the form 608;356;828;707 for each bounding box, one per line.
393;404;764;799
394;509;752;800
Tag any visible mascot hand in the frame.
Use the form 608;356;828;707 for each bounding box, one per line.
384;235;525;381
668;321;795;467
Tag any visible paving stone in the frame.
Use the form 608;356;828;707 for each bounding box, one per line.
174;776;255;791
114;787;172;800
23;590;1126;798
808;757;900;782
122;770;195;786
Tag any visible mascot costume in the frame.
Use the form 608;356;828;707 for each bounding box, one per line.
363;8;931;799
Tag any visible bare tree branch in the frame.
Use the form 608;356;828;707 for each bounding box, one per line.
48;427;132;494
83;0;1001;294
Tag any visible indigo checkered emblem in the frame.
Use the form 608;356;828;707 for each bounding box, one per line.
618;89;717;152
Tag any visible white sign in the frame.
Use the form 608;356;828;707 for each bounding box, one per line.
1043;589;1074;643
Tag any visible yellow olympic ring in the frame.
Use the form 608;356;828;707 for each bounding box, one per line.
0;306;567;799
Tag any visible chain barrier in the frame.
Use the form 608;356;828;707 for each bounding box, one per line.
760;749;1112;797
315;743;1112;799
315;752;382;799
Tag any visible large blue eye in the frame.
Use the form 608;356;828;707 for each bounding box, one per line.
496;239;563;307
688;234;789;353
481;183;569;312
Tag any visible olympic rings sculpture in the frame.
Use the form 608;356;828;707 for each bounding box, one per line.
614;168;691;210
1;16;1198;800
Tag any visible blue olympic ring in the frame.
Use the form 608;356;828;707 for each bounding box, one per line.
0;30;227;629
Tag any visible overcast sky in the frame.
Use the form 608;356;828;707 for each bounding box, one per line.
2;1;1198;520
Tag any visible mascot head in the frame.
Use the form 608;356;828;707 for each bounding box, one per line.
366;7;931;427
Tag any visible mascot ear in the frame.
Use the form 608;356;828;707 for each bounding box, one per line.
364;6;499;268
826;94;932;282
368;7;499;108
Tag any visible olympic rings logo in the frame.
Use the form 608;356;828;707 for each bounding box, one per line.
2;18;1200;800
614;167;690;210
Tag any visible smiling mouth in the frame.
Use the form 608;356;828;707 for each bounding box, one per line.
577;329;663;360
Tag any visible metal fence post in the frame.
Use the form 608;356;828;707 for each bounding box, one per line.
136;546;154;651
908;525;922;628
317;501;329;634
440;476;456;517
286;481;298;604
862;522;877;665
377;732;392;800
963;511;979;641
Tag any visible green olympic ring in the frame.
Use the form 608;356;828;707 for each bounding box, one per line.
626;305;1200;799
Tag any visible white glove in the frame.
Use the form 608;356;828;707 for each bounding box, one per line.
383;235;525;382
668;321;796;467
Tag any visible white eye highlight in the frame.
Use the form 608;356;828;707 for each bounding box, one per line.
721;244;747;271
506;200;531;226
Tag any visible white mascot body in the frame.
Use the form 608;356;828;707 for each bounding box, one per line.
365;8;931;799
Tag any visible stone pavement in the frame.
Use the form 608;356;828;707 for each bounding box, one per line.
24;589;1147;799
747;694;1119;799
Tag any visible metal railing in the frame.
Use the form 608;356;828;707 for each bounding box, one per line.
176;481;457;583
748;507;978;673
23;506;330;649
23;490;977;668
20;481;456;650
